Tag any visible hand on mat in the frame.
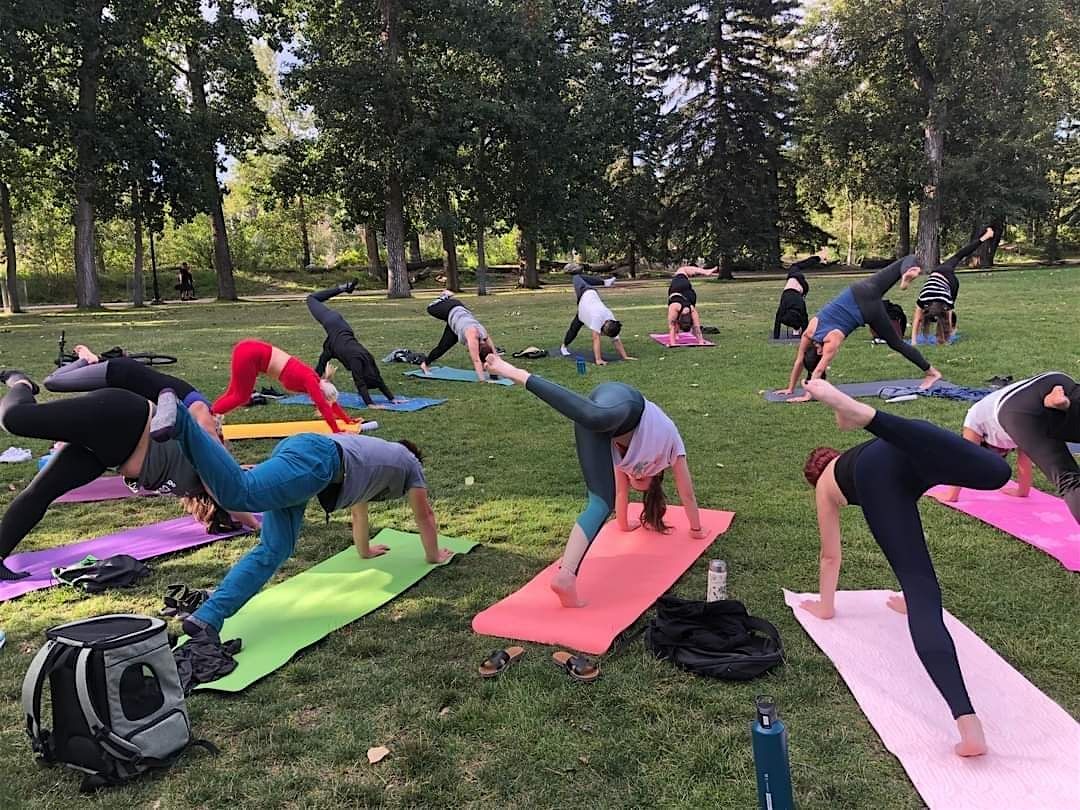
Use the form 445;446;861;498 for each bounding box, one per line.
361;544;390;558
775;387;793;396
799;599;834;620
886;593;907;614
786;393;812;403
234;512;262;531
427;548;454;564
689;526;709;540
620;518;641;532
1001;484;1029;498
596;359;607;366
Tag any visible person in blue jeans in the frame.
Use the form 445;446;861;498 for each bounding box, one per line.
149;389;452;640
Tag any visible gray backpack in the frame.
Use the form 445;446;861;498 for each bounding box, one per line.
22;614;212;791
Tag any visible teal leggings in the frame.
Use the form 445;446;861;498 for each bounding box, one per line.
524;376;644;572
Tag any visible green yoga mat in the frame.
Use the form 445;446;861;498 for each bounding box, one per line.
404;365;514;385
193;529;477;692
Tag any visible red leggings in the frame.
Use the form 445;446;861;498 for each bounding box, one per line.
213;340;353;432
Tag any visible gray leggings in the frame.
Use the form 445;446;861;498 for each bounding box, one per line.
44;358;208;407
998;373;1080;522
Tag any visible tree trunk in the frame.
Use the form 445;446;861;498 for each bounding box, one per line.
718;254;734;280
297;193;311;268
186;43;237;300
627;241;637;278
897;195;911;256
915;111;945;268
0;179;20;313
476;230;489;295
73;1;106;309
132;205;145;307
385;175;410;298
363;224;385;282
440;226;460;292
408;231;422;264
846;187;855;266
970;217;1004;268
520;232;539;289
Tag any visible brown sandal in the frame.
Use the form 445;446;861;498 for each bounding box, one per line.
552;651;600;683
478;646;525;678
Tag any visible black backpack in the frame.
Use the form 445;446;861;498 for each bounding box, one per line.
644;596;784;680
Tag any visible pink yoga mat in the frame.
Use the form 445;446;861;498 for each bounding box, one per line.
0;517;252;603
649;333;715;347
785;589;1080;810
472;507;735;654
55;476;156;504
928;485;1080;572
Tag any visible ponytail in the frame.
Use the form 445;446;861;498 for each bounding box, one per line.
642;472;669;533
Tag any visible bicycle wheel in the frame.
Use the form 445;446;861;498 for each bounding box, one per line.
128;353;178;366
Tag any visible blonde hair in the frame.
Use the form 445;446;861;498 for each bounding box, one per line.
319;379;339;403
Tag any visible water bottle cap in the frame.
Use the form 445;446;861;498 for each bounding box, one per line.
755;695;778;726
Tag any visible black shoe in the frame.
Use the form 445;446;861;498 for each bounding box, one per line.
341;278;359;294
150;389;179;442
182;615;220;644
0;561;30;581
0;369;40;395
247;394;268;407
259;386;285;399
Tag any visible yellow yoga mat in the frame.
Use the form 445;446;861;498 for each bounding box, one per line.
222;419;363;440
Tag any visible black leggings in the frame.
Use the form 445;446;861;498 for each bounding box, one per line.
307;286;351;340
853;409;1011;717
667;274;697;305
424;296;465;365
44;357;203;406
0;386;148;566
998;373;1080;522
523;375;644;572
563;316;585;347
851;273;931;372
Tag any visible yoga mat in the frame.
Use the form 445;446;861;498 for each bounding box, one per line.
194;529;477;692
279;392;446;412
222;419;365;440
545;348;622;363
784;589;1080;810
404;366;514;385
765;379;958;403
471;506;735;654
0;517;251;603
55;476;154;503
913;332;961;345
928;485;1080;572
649;333;716;347
1070;442;1080;456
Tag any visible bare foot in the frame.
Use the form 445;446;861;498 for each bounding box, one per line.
804;379;875;430
1044;385;1070;411
550;569;587;608
74;345;99;363
954;715;987;757
919;367;943;390
886;594;907;614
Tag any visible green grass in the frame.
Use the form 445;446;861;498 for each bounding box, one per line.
1;269;1078;808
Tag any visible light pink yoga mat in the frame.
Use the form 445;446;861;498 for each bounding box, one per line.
928;485;1080;572
472;506;735;654
649;333;715;347
785;589;1080;810
55;476;156;503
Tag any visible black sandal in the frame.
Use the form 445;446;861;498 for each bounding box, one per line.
162;584;213;619
552;651;600;683
478;646;525;678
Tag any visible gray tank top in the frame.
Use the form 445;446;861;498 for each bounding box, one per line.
447;307;487;344
132;441;203;497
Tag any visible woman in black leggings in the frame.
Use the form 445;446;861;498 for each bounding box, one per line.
306;282;403;408
799;379;1011;757
0;371;235;580
421;293;497;381
666;272;706;345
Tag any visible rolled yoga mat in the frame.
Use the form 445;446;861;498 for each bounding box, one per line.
0;517;252;603
222;419;365;440
472;506;735;654
278;392;447;412
191;529;477;692
928;484;1080;572
649;333;716;347
784;589;1080;810
405;366;514;385
764;379;958;403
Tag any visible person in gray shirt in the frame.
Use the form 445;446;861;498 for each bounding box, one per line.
420;292;498;382
148;388;451;640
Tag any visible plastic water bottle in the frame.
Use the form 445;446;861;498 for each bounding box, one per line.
0;629;6;652
575;356;587;375
706;559;727;601
751;696;794;810
361;421;379;433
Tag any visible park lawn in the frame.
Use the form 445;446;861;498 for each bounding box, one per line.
0;268;1078;809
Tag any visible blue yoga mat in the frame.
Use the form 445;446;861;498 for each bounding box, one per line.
912;332;961;345
765;379;958;403
405;366;514;386
279;393;446;412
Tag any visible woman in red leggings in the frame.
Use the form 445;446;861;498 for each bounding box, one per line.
213;340;356;433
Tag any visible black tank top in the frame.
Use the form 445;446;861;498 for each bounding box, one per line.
833;440;874;506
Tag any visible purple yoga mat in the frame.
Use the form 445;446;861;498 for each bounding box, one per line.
55;476;155;504
0;517;252;603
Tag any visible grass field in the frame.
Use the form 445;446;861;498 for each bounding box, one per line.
1;268;1078;809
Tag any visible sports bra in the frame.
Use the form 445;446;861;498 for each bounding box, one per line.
833;439;874;506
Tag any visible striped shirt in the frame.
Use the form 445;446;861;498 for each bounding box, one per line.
916;271;957;309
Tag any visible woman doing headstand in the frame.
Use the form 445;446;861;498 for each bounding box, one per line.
483;354;705;608
799;379;1011;756
213;340;356;432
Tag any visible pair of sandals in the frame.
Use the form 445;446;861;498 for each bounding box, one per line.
161;583;213;620
477;646;601;683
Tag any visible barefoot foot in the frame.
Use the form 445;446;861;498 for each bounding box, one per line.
804;379;875;430
1044;385;1070;411
919;367;943;390
886;594;908;614
550;569;587;608
954;715;987;757
74;345;99;363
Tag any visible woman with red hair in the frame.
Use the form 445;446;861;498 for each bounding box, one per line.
799;379;1010;758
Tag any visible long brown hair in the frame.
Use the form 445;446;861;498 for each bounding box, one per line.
181;494;235;534
642;472;669;533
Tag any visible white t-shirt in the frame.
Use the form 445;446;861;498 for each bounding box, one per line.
963;373;1059;450
612;400;686;477
578;289;617;336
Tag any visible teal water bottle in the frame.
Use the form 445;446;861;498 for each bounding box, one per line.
575;356;587;375
751;695;794;810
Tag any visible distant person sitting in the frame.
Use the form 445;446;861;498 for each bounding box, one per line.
773;271;810;339
176;263;196;301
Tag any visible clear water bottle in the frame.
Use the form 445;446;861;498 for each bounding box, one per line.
575;356;587;375
361;421;379;433
706;559;727;601
751;696;794;810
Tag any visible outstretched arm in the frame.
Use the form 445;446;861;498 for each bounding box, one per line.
465;329;487;381
408;487;452;563
943;428;986;501
811;335;840;380
782;333;812;393
671;456;705;538
592;331;605;365
351;502;389;558
615;469;637;531
1003;450;1032;497
800;483;843;619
